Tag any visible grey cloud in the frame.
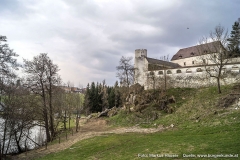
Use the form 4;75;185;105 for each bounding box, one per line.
1;0;239;86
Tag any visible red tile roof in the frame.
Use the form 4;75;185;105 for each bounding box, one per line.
171;41;221;61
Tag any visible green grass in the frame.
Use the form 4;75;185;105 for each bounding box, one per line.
37;120;240;160
37;85;240;160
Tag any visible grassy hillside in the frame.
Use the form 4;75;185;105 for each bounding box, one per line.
37;85;240;160
109;85;239;128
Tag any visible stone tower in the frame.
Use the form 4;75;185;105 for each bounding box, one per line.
134;49;147;86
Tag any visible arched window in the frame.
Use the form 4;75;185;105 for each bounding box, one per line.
158;71;163;75
196;68;202;72
206;67;214;72
186;69;192;73
167;70;172;74
176;69;182;73
232;65;239;70
150;71;154;75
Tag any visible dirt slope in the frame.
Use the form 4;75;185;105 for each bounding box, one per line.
13;118;164;160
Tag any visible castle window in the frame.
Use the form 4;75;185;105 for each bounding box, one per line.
158;71;163;75
186;69;192;73
196;68;202;72
184;62;186;66
150;71;154;75
167;70;172;74
206;67;214;72
192;61;194;65
232;66;239;71
203;59;206;64
176;69;182;73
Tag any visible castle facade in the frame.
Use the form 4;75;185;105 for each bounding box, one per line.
134;42;240;89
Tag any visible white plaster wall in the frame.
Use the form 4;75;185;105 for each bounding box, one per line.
145;63;240;89
134;48;240;89
171;53;230;67
171;56;200;67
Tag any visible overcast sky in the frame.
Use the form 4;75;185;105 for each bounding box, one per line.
1;0;239;87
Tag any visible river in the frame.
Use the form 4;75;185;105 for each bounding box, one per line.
0;118;46;154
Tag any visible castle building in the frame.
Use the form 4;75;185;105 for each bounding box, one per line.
134;42;240;89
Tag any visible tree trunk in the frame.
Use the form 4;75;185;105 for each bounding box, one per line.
76;109;79;132
68;113;71;130
43;108;51;142
164;69;167;91
1;119;8;156
49;87;55;140
217;78;221;94
14;132;23;153
64;110;67;130
42;94;51;142
41;79;51;142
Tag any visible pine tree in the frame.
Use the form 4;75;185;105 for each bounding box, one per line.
83;83;90;114
101;80;109;111
89;82;96;112
108;87;115;108
114;81;121;107
95;82;102;112
227;20;240;57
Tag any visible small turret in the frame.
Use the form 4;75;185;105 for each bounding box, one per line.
134;49;147;87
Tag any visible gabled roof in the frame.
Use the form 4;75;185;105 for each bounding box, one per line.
146;57;181;68
171;41;222;61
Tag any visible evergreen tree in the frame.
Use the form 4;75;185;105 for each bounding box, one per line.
101;80;109;111
114;81;121;107
227;20;240;56
95;82;102;112
89;82;96;112
108;87;115;108
83;83;90;114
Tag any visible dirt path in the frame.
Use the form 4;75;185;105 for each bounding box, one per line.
13;118;165;160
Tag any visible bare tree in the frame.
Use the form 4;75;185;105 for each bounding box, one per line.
116;56;135;88
196;24;231;94
23;53;61;142
116;56;137;113
51;86;66;132
146;71;157;90
75;90;83;132
0;35;19;159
